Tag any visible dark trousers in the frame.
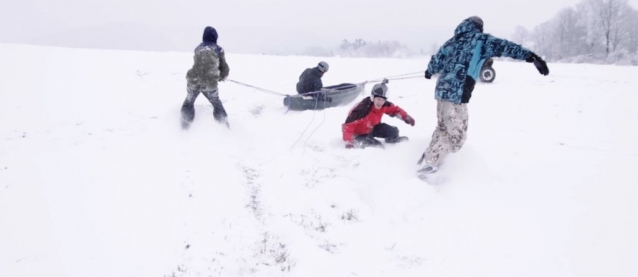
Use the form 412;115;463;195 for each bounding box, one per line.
181;87;227;123
354;123;400;147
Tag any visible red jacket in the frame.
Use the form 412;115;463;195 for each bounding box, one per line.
342;97;409;143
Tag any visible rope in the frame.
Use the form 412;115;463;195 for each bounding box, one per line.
290;94;322;150
304;104;327;148
384;75;423;81
228;72;422;99
366;71;423;83
226;79;288;97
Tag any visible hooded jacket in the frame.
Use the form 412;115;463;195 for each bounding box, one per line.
186;26;230;90
296;67;324;94
342;97;409;143
427;18;532;104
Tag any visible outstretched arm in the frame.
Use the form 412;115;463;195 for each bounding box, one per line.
482;35;531;61
483;35;549;76
385;104;415;126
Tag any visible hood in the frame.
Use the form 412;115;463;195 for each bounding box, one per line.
202;26;218;43
454;18;482;37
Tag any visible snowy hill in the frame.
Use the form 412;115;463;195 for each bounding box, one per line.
1;43;637;277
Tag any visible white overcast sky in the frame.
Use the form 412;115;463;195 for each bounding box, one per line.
2;0;637;54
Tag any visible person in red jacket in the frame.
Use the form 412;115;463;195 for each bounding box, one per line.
342;79;415;149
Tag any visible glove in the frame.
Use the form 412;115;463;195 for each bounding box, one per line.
345;142;355;149
424;70;432;79
526;53;549;76
403;115;415;126
525;52;546;63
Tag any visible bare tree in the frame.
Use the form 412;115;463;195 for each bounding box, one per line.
531;22;555;60
335;39;414;58
526;0;638;64
554;7;588;58
620;8;638;53
586;0;632;55
512;25;530;47
574;2;603;54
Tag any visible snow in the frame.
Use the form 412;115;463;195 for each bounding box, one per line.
1;42;637;277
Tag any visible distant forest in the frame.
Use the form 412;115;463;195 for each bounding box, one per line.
303;0;638;66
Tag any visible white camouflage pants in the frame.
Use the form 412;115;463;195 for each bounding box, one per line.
421;100;469;167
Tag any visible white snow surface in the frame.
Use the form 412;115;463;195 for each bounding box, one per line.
1;43;637;277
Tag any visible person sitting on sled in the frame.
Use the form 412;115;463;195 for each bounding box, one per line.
296;61;328;97
342;79;416;149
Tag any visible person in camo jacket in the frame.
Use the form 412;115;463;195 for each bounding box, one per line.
181;26;230;128
417;16;550;175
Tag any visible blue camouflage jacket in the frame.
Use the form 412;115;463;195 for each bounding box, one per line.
427;18;532;104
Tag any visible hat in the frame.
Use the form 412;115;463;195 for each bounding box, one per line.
468;16;483;32
371;79;389;99
318;61;329;72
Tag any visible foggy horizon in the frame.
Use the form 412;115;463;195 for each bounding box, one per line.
2;0;637;54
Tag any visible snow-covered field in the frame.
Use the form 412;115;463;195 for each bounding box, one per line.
1;43;637;277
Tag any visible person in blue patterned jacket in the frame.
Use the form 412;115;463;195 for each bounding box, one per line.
417;16;549;175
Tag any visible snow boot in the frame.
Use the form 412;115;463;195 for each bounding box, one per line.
386;136;409;144
417;165;438;175
181;105;195;129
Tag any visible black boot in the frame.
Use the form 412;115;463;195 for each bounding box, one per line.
386;136;408;143
355;136;385;149
181;104;195;129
